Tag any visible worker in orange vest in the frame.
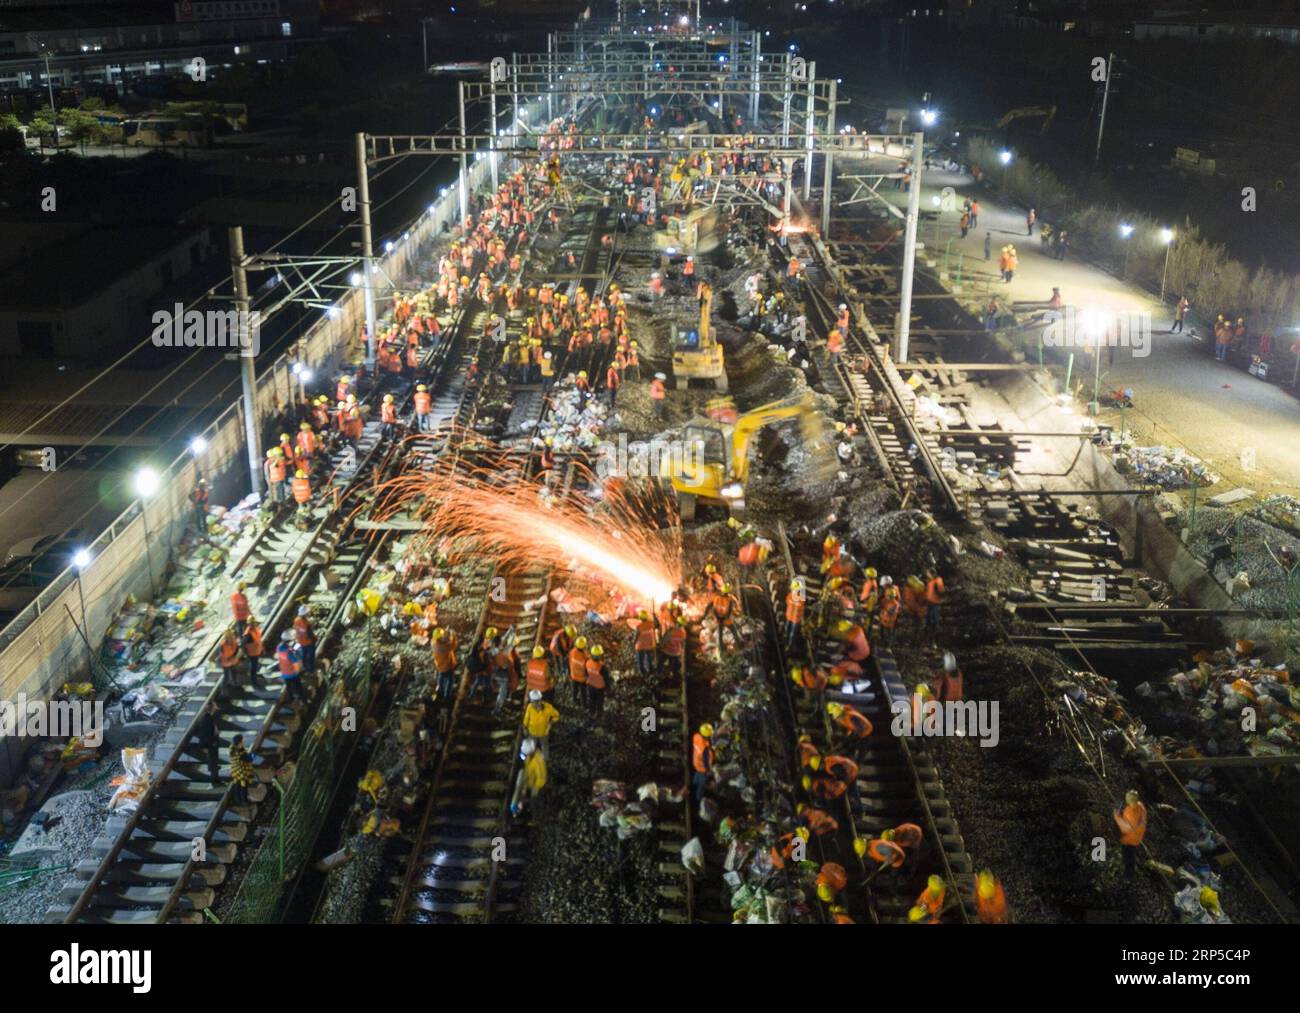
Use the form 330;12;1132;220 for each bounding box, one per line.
924;568;946;639
975;869;1009;924
585;644;609;718
241;617;265;687
335;374;351;402
230;582;251;638
827;701;873;757
784;577;806;648
706;582;739;652
797;802;838;838
842;621;871;665
657;615;687;677
291;469;311;507
902;575;928;642
525;644;554;702
632;609;658;675
822;753;860;805
816;862;848;904
293;605;316;676
217;627;241;684
380;393;398;442
910;875;948;924
296;422;318;463
791;664;828;708
878;578;902;643
649;372;667;418
189;478;210;538
1113;789;1148;876
934;651;963;707
859;567;879;611
826;326;844;366
413;384;432;433
568;635;589;709
682;255;695;280
866;832;907;873
605;361;622;409
648;272;664;299
263;448;287;505
549;624;575;684
691;723;714;808
787;255;801;279
431;627;459;700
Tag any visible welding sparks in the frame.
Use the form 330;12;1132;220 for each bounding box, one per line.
374;438;682;605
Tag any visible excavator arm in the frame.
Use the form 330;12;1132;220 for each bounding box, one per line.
730;394;827;484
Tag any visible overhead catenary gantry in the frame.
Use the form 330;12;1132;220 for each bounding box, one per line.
358;13;929;360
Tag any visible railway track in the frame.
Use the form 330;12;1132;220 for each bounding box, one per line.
44;232;497;924
769;523;976;924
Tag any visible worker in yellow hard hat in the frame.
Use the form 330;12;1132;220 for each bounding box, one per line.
691;723;714;808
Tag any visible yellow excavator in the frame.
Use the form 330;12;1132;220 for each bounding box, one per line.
671;279;727;391
995;105;1056;135
659;393;833;521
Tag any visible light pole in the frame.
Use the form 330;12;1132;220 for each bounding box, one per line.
73;548;95;675
1159;228;1175;303
1118;222;1133;279
135;467;160;599
999;148;1012;190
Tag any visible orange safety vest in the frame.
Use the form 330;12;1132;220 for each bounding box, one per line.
266;457;286;483
584;657;607;691
836;705;873;739
432;634;459;673
919;882;946;918
568;647;588;683
1114;801;1148;847
925;575;945;605
879;592;901;629
634;619;657;652
291;476;311;504
893;823;924;851
692;733;713;774
525;657;552;693
785;591;806;623
243;627;264;658
294;616;314;646
649;378;666;401
868;838;906;869
844;624;870;662
659;625;686;657
296;430;317;456
381;402;397;424
413;391;432;415
218;636;240;667
230;592;250;621
977;881;1009;924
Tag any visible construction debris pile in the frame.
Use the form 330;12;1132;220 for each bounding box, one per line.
1254;495;1300;538
591;780;684;839
1178;505;1300;610
1135;650;1300;763
1114;444;1220;490
714;814;813;924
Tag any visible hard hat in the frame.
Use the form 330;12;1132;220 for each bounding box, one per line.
432;627;446;641
629;340;637;347
575;635;588;649
880;575;893;587
802;774;812;791
280;433;290;442
266;449;276;458
853;838;868;858
384;394;394;402
796;826;810;842
838;303;847;311
809;755;821;771
485;626;499;639
927;875;944;893
346;394;356;404
826;702;844;719
977;870;997;899
943;652;957;672
416;384;428;392
865;567;878;578
531;645;545;659
791;578;805;591
907;906;927;923
295;469;307;479
1199;886;1220;912
564;624;577;637
339;376;350;384
823;535;836;549
590;644;605;658
337;401;346;410
698;723;714;738
578;370;588;378
828;577;844;590
882;828;896;841
654;372;667;380
797;732;811;743
282;630;295;642
300;422;312;430
719;583;730;594
704;563;717;574
638;609;650;620
237;581;247;591
816;883;834;903
520;738;536;756
528;689;543;702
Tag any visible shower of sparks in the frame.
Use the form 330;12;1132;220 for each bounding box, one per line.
373;437;683;606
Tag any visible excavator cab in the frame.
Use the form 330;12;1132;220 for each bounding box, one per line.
671;280;727;391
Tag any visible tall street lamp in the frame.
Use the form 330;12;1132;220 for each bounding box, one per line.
73;548;95;677
1118;222;1134;279
135;467;160;599
1159;228;1175;304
